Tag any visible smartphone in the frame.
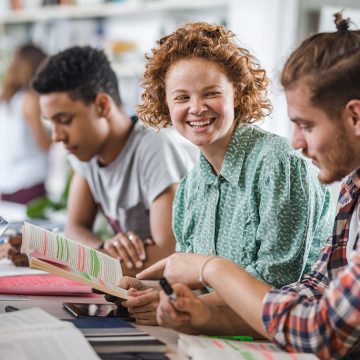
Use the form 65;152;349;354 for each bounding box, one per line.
63;302;134;320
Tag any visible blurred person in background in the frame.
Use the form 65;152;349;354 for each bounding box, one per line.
0;44;51;204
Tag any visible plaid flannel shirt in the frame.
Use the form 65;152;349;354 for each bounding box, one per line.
262;168;360;360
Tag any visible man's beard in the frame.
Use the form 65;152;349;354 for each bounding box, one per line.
315;126;354;184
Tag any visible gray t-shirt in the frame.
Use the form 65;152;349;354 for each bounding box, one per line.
69;122;195;240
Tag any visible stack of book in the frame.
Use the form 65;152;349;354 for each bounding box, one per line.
66;317;167;355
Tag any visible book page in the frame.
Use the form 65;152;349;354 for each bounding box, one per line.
30;258;128;299
0;307;57;330
0;308;100;360
179;334;319;360
21;222;122;287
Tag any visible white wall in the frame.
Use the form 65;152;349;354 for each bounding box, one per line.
228;0;299;139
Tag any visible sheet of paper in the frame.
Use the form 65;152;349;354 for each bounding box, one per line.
0;308;100;360
0;307;59;329
21;222;122;286
0;294;29;301
0;258;46;277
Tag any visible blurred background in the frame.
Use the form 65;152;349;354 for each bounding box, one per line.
0;0;359;215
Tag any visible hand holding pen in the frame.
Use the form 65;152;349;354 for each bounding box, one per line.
159;277;177;302
157;281;213;332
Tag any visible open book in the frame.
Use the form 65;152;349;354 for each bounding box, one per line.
179;334;319;360
21;222;128;299
0;307;100;360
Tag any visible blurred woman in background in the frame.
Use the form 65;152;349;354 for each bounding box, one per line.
0;44;51;204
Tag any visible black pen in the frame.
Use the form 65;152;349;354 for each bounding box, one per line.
5;305;19;312
159;277;177;302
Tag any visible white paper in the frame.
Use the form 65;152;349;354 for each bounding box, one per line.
0;308;100;360
0;294;29;301
0;258;46;277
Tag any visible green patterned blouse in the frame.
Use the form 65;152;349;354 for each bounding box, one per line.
173;124;334;288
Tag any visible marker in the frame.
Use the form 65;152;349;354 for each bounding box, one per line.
5;305;19;313
159;277;177;302
211;335;254;342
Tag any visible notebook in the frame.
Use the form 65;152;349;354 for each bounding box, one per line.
66;317;167;354
178;334;319;360
65;317;143;336
0;274;96;295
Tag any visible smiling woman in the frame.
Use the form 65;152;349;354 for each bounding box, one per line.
164;57;236;171
136;22;334;291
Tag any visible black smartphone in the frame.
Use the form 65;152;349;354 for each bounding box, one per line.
63;302;134;320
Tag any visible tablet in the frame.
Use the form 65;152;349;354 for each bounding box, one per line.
63;302;134;320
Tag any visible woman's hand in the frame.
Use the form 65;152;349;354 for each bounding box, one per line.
156;283;212;333
137;253;212;288
103;276;159;325
121;288;160;325
0;243;11;260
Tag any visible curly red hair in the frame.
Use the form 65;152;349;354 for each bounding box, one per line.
137;22;272;129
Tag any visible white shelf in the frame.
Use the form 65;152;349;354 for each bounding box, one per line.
0;0;228;24
111;60;145;77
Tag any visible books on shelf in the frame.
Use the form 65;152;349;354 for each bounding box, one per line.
0;307;100;360
178;334;319;360
21;222;128;299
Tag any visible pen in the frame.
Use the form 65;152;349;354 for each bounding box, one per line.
211;335;254;342
159;277;177;302
5;305;19;313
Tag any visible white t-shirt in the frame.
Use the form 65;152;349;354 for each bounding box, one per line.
69;121;195;240
0;91;48;193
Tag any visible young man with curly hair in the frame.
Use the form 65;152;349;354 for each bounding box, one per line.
32;46;193;276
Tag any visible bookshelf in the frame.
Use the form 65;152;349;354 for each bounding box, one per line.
0;1;228;70
0;0;228;198
0;0;229;110
0;0;228;23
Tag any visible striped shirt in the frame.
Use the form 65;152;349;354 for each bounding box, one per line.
262;168;360;359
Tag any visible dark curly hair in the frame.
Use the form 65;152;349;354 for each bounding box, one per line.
281;12;360;120
137;22;272;129
32;46;122;106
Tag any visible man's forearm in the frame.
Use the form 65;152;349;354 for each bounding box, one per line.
199;304;265;338
65;224;102;249
204;258;271;337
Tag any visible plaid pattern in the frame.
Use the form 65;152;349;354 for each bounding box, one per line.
262;168;360;360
